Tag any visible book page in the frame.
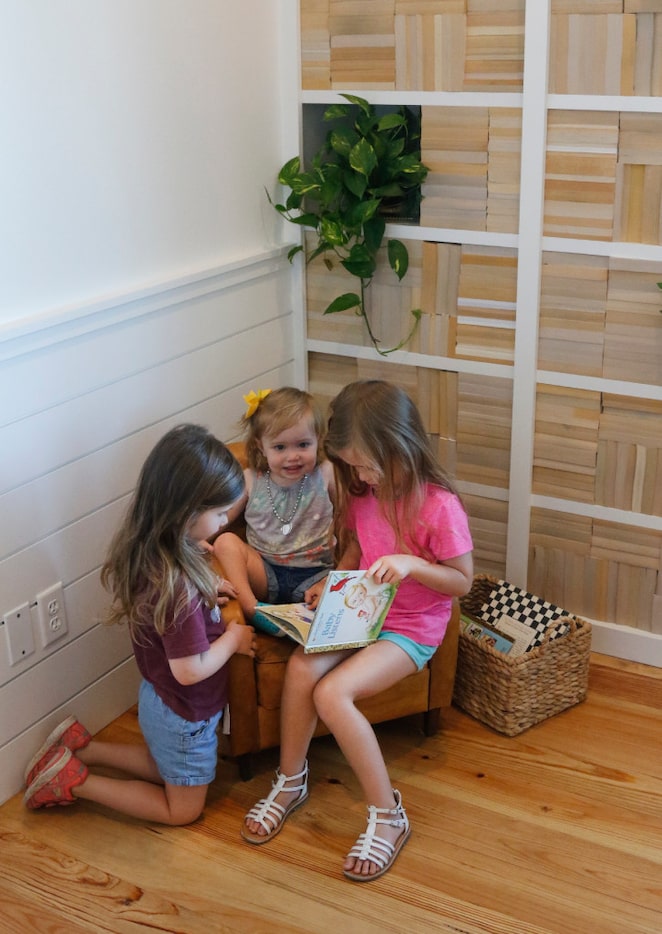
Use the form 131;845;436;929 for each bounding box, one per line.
258;603;314;645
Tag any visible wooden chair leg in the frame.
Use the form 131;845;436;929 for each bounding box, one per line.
236;753;254;782
424;707;441;737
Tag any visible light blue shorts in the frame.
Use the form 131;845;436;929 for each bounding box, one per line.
377;631;438;671
138;680;222;787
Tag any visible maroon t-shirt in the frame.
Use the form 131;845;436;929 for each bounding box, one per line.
132;594;229;722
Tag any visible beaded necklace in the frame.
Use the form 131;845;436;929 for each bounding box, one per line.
265;471;308;535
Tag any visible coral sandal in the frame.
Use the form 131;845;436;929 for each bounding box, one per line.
24;715;91;786
343;788;410;882
241;761;309;845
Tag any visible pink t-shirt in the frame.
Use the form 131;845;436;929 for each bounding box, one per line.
346;485;473;646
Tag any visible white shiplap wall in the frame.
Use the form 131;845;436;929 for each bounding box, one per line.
0;0;303;804
0;249;301;803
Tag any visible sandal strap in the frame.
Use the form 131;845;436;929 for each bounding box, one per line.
347;788;409;867
244;760;308;834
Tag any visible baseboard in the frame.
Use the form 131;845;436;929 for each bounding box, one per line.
589;618;662;668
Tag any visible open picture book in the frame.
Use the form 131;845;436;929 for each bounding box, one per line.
257;570;398;653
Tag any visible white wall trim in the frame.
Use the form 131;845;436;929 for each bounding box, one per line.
0;247;293;362
589;619;662;667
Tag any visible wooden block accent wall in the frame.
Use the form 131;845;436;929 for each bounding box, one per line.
544;111;619;241
530;514;662;629
300;1;662;637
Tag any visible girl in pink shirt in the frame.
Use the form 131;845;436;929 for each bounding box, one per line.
242;380;473;883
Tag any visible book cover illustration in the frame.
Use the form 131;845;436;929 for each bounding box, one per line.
460;614;515;655
259;570;398;653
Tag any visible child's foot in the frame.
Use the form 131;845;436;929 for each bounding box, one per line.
24;715;91;786
23;747;88;810
241;761;308;844
343;789;410;882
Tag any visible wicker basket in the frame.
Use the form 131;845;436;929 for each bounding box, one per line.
455;574;592;736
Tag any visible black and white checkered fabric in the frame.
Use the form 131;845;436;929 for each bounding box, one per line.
478;580;570;649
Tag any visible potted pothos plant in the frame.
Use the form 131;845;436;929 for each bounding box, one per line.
268;94;429;356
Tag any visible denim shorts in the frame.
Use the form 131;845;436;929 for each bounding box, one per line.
138;680;222;787
262;560;329;604
378;631;438;671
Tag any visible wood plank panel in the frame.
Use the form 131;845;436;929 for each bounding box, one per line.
550;14;636;95
533;385;601;504
544;111;618;241
395;12;466;91
302;0;331;89
421;106;489;230
329;1;396;89
603;260;662;384
538;253;608;378
456;373;513;489
487;107;521;234
463;10;525;91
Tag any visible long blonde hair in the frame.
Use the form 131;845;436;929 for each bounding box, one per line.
101;424;244;639
242;387;326;472
325;380;458;557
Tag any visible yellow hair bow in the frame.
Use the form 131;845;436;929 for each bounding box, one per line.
243;388;272;419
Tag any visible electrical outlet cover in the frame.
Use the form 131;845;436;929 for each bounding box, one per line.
3;603;36;665
35;583;68;647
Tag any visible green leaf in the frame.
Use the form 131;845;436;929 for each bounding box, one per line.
285;191;303;211
342;243;376;279
339;94;372;116
289;172;322;196
287;245;304;263
349;137;378;177
347;199;381;227
343;169;367;199
323;103;351;121
288;213;318;226
329;127;358;158
363;215;386;254
278;156;301;186
388;240;409;281
377;113;406;132
324;292;362;314
319;216;347;246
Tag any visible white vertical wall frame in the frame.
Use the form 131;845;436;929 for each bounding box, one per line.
505;0;552;586
277;0;308;389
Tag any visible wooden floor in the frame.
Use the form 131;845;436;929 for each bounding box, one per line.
1;653;660;933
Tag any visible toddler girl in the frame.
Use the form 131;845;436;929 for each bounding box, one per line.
213;387;335;629
23;424;256;825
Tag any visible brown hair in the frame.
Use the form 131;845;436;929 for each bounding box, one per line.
242;386;326;472
324;380;458;556
101;424;244;638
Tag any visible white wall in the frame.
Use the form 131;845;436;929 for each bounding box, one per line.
0;1;303;804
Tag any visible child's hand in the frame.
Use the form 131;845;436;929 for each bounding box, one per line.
303;576;328;610
367;554;416;585
216;576;239;606
227;619;256;657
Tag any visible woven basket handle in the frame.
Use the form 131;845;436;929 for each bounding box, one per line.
540;615;577;646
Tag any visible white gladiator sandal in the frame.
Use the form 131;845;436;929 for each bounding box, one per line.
343;788;410;882
241;760;309;845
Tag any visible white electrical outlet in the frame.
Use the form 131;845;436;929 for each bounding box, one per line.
35;582;68;647
2;603;36;665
